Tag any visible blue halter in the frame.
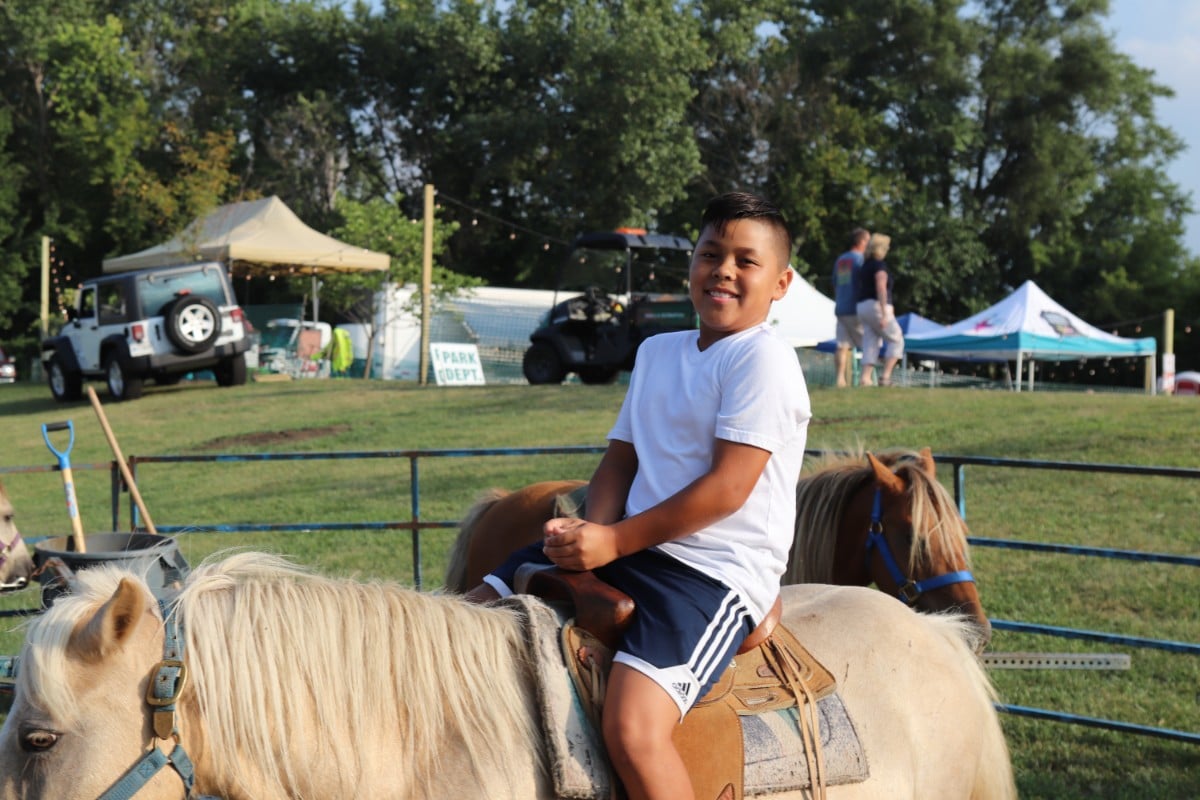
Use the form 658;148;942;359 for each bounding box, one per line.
94;596;209;800
864;487;975;605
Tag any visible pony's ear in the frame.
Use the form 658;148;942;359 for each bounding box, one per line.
867;452;906;496
69;578;148;663
917;447;936;479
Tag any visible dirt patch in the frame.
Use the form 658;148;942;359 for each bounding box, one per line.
199;424;352;451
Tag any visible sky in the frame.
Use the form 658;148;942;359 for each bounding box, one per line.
1107;0;1200;257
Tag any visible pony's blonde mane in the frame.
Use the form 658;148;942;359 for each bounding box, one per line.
789;449;972;583
179;551;539;797
21;552;540;798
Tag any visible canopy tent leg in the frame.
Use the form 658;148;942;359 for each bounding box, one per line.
1014;353;1023;392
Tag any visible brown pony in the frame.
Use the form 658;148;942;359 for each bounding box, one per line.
0;480;33;592
444;448;989;646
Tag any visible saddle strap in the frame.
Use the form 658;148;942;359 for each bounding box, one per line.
760;633;828;800
561;622;619;800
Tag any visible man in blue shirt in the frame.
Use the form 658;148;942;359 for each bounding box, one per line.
831;228;869;387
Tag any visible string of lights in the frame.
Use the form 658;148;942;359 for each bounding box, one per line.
47;241;78;316
435;191;571;251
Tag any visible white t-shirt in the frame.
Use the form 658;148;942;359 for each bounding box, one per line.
607;323;810;621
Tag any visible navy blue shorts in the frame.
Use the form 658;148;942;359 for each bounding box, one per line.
485;543;754;717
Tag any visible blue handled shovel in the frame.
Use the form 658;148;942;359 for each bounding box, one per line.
42;420;88;553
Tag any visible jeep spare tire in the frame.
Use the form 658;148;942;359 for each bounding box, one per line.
166;295;220;353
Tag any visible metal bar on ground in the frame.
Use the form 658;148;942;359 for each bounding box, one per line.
982;652;1131;670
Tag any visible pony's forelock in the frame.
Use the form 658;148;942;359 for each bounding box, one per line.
892;457;973;572
18;563;159;722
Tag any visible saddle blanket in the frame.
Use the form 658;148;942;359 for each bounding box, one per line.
501;594;869;799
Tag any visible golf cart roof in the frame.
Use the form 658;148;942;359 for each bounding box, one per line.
571;230;693;251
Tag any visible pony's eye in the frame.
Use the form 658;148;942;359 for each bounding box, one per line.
21;729;60;752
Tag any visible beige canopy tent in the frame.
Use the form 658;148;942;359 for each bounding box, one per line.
102;196;390;320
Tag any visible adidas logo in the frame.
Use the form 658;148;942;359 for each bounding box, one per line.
672;681;693;702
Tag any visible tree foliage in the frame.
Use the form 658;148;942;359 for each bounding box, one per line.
0;0;1196;368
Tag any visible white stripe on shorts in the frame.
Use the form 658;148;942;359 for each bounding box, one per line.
688;590;750;685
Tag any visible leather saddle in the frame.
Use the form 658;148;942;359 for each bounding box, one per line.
515;566;837;800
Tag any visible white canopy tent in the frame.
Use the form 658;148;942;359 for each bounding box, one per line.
102;196;390;320
905;280;1157;392
767;268;837;347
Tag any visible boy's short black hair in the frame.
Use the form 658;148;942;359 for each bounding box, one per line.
700;192;793;266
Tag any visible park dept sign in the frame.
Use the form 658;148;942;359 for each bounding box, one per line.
430;343;486;386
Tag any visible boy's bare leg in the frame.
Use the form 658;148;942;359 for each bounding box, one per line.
860;363;876;386
834;346;850;388
603;663;694;800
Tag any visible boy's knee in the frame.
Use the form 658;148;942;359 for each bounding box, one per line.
602;669;681;765
603;704;634;748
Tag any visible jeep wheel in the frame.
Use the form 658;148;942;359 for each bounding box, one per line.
166;296;221;354
105;353;144;401
215;353;247;387
523;343;566;385
578;367;619;385
47;354;83;402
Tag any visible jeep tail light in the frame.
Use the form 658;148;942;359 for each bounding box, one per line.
131;323;146;343
231;308;245;322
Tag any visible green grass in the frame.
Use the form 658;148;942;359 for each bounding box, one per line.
2;377;1198;798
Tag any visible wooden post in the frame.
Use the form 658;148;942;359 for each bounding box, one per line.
419;184;434;385
40;236;50;337
1155;308;1174;395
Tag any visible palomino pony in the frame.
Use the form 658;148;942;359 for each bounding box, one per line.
444;447;989;645
0;480;33;592
0;552;1016;800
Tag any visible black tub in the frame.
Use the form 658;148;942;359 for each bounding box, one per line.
33;533;190;606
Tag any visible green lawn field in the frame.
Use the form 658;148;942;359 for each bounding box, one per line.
1;377;1197;798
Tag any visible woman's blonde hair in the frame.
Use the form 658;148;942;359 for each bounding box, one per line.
867;233;891;259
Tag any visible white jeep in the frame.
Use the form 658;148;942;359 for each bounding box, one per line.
42;262;251;401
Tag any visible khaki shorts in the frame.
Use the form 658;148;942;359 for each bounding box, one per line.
835;315;863;348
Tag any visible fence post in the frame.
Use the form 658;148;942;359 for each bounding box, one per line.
954;463;966;519
410;456;422;590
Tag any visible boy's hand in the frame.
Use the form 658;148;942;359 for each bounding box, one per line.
542;517;620;571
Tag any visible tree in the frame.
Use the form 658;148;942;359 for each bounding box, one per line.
310;195;477;377
355;0;708;287
0;106;24;334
